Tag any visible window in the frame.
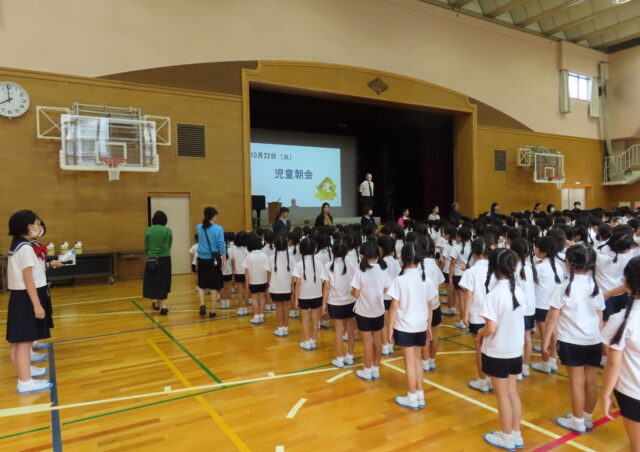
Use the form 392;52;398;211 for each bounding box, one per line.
494;150;507;171
177;124;205;158
568;72;591;101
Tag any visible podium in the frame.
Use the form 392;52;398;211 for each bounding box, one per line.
268;202;282;225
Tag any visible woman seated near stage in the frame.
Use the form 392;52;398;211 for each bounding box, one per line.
397;207;413;230
361;207;376;229
314;202;334;227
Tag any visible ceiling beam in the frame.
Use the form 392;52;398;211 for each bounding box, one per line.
448;0;476;7
596;29;640;48
486;0;531;18
516;0;583;27
572;16;640;42
543;0;639;35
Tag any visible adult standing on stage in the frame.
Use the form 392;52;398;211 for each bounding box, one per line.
272;207;291;233
358;173;374;213
315;202;334;227
143;211;173;315
196;206;226;319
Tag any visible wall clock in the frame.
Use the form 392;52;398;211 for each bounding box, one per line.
0;82;30;118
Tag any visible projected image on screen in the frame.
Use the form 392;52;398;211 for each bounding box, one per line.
250;143;342;207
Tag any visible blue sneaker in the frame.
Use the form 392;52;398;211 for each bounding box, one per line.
32;341;51;350
17;379;54;395
30;352;47;363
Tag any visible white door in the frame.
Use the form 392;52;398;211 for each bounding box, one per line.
149;196;191;275
561;188;585;210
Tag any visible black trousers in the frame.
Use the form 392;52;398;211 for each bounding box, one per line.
359;196;373;214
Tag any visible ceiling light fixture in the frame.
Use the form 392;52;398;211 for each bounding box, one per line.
612;0;631;4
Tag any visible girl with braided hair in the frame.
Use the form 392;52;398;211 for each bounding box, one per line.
419;236;446;372
266;234;293;337
476;249;525;451
387;241;437;410
602;256;640;449
532;236;564;374
379;235;402;356
542;244;604;434
292;237;323;351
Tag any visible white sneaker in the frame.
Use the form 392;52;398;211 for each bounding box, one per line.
299;340;313;351
371;366;380;380
517;373;523;382
248;299;253;305
531;361;552;374
417;392;426;409
289;310;296;319
382;344;393;356
17;379;54;395
342;332;349;341
423;359;432;372
274;327;286;337
550;360;558;373
356;368;373;381
344;354;354;366
309;339;317;350
332;358;345;369
484;431;516;451
468;378;491;394
395;394;419;410
522;365;530;377
32;341;51;350
454;320;468;329
259;313;265;323
531;326;537;335
320;320;331;329
532;344;542;352
30;351;47;363
441;308;455;316
31;366;48;378
428;358;436;371
514;431;524;449
556;415;586;434
249;315;261;325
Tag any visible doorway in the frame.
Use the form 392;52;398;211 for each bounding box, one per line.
561;188;585;210
148;195;191;275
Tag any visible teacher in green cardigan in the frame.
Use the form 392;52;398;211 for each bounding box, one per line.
143;211;173;315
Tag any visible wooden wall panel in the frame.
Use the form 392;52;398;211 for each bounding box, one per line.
0;68;244;254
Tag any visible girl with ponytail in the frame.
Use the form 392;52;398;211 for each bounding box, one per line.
379;235;402;356
419;236;446;372
602;256;640;449
542;244;604;434
440;225;457;316
267;234;293;337
444;227;472;319
510;238;538;379
476;249;525;451
531;236;563;374
459;237;495;394
292;238;323;351
321;240;357;369
387;241;437;410
287;230;302;319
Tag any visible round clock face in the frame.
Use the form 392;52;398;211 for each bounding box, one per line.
0;82;30;118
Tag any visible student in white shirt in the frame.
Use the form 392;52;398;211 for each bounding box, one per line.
292;238;323;350
266;235;293;337
379;236;402;356
419;236;445;372
321;240;357;368
351;241;391;382
231;232;249;316
6;211;55;395
392;225;405;259
440;225;457;315
287;231;302;318
243;234;269;325
602;256;640;450
220;232;235;310
427;206;440;221
476;249;525;451
388;242;438;410
460;237;495;394
542;244;604;434
447;227;472;320
511;238;538;379
531;236;563;374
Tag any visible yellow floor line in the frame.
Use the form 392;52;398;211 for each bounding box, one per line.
285;398;307;419
275;446;285;452
381;361;596;452
326;370;352;383
147;338;250;452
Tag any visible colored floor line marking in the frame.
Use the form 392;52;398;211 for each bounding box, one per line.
147;339;250;452
326;370;352;383
132;300;222;383
532;411;621;452
381;361;596;452
49;345;62;452
285;398;307;419
275;446;285;452
268;372;276;377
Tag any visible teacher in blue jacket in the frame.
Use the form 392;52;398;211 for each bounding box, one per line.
196;206;226;319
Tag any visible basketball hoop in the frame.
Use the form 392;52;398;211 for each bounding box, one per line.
100;158;126;181
547;176;564;190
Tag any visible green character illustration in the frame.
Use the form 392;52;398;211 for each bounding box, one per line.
315;177;337;201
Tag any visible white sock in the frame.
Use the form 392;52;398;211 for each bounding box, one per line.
428;358;436;365
573;416;585;425
583;411;593;421
484;377;491;384
407;392;417;401
372;365;379;371
416;390;424;400
523;364;529;369
549;357;557;365
335;356;344;363
363;366;372;374
345;353;353;360
422;359;429;368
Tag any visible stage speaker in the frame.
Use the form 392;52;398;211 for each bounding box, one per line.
252;195;266;211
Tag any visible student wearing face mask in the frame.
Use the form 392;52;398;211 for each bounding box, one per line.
6;210;58;394
360;207;376;229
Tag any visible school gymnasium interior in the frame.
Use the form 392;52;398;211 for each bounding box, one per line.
2;0;640;450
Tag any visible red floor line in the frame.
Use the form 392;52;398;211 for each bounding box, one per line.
531;411;620;452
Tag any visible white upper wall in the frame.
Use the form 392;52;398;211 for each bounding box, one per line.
0;0;608;138
609;45;640;139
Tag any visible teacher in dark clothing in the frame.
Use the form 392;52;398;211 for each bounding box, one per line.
314;203;334;227
272;207;291;233
143;210;173;315
360;207;376;229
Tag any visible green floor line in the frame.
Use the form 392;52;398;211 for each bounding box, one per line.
0;426;50;441
131;300;222;383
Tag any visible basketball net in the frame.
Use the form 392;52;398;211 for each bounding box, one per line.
547;176;564;190
101;158;126;181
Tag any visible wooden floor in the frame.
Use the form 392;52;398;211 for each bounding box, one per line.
0;275;628;451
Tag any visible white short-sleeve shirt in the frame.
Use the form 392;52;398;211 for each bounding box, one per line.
316;249;332;267
422;257;445;309
320;260;356;306
232;246;249;275
395;240;404;259
292;255;324;299
351;264;390;318
596;246;636;293
535;258;563;310
264;250;293;294
8;243;47;290
387;268;438;333
516;261;536;316
550;275;605;345
189;244;198;266
449;242;472;276
242;250;269;285
602;302;640;400
480;280;525;359
359;180;374;197
459;260;494;324
382;256;402;300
